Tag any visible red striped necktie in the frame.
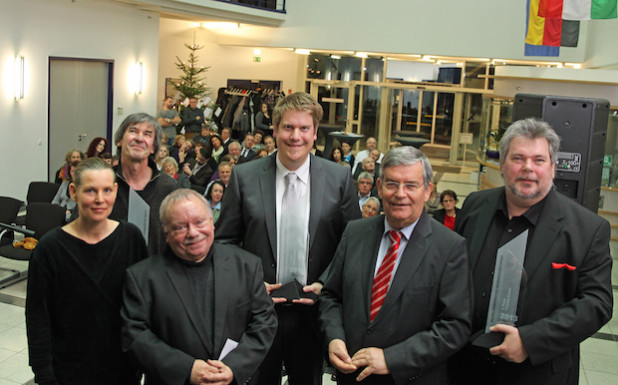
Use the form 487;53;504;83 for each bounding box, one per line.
370;230;402;322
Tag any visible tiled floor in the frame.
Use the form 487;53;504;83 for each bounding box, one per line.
0;256;616;385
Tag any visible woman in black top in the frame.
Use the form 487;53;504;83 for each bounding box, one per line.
26;158;148;385
255;102;273;138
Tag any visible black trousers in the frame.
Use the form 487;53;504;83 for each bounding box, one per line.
257;304;323;385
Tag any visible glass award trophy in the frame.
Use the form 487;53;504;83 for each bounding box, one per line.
473;230;527;348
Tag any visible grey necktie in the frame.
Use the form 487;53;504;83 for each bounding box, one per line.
278;172;308;284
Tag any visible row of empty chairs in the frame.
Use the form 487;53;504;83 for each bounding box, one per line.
0;181;66;288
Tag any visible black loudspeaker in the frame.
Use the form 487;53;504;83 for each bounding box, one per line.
513;94;609;213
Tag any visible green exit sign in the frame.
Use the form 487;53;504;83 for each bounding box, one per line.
253;56;261;62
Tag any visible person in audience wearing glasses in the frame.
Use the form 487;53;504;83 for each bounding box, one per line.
52;160;80;222
431;190;460;231
319;146;472;385
357;172;376;210
26;158;148;385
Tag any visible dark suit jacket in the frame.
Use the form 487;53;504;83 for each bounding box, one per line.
238;148;257;164
452;188;613;385
186;158;216;187
319;213;472;385
215;153;361;285
121;243;278;385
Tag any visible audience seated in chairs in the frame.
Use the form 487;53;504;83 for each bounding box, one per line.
85;137;109;158
161;156;190;189
205;180;225;224
51;160;80;222
54;149;86;184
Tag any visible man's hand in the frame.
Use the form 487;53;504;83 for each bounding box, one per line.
183;163;192;176
200;360;234;385
190;359;218;385
350;347;389;382
328;339;357;374
292;282;323;305
264;282;286;304
489;324;528;363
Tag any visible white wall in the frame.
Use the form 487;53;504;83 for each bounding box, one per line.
214;1;587;63
158;18;304;104
0;0;160;199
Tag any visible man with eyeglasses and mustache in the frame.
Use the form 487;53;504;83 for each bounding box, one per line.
122;189;277;385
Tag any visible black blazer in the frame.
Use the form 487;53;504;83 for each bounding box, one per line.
215;153;361;285
320;212;472;385
121;243;278;385
451;188;613;385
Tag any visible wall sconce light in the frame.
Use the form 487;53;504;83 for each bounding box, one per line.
132;61;144;95
14;56;24;101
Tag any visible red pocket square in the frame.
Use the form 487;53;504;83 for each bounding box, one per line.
552;262;576;271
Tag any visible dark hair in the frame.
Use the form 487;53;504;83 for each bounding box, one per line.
199;141;213;159
113;113;162;158
205;180;226;202
210;134;222;147
73;157;115;187
85;137;109;158
100;152;112;160
329;145;343;162
440;189;458;203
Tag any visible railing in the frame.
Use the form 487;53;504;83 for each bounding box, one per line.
213;0;286;13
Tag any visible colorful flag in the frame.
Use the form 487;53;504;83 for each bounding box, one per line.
526;0;561;56
563;0;617;20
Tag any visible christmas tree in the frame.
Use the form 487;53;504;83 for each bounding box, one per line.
174;43;210;99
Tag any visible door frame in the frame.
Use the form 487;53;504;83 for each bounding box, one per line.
47;57;114;180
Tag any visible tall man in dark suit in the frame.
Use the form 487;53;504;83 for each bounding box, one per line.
121;189;277;385
450;118;613;385
215;92;361;385
319;146;472;385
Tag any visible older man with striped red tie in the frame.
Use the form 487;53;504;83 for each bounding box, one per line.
319;146;472;385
